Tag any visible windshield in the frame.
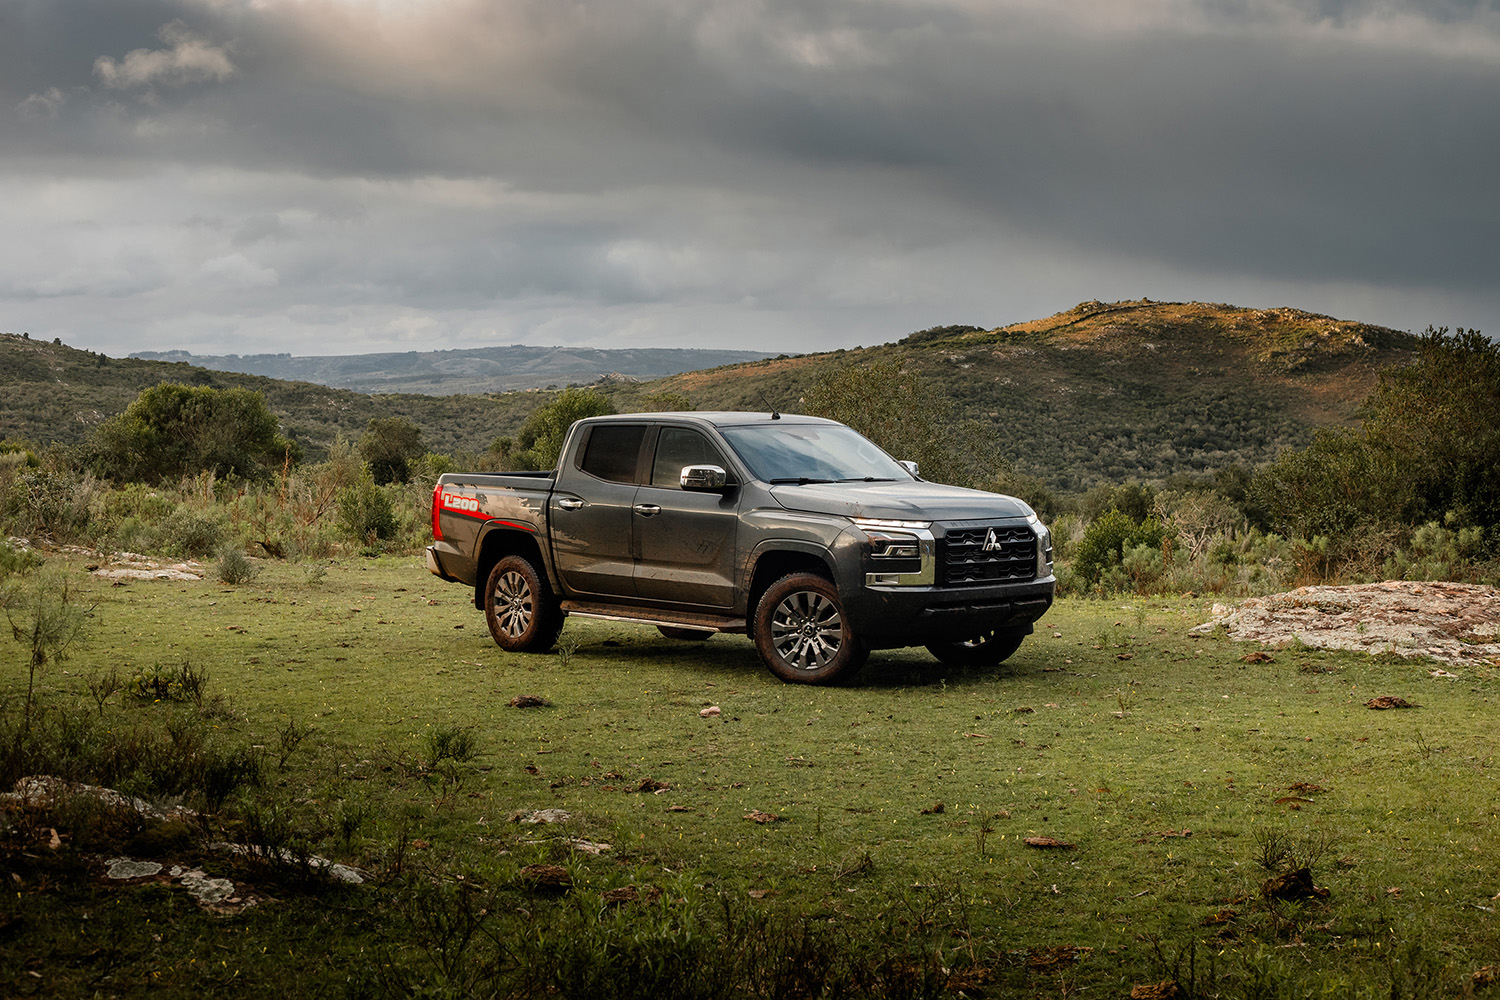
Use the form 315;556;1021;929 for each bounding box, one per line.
719;423;911;484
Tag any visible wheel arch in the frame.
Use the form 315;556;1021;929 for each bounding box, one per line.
745;544;835;625
473;526;551;610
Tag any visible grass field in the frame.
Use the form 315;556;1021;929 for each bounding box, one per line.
3;555;1498;998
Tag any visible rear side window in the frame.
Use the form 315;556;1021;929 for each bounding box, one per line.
651;428;728;488
579;424;646;483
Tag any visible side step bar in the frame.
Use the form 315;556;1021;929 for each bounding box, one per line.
559;600;747;634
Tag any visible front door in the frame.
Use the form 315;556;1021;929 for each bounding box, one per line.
632;426;739;609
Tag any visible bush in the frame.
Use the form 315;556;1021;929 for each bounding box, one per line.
173;508;227;558
1071;509;1169;591
2;468;96;543
215;545;260;585
89;383;301;484
337;472;398;544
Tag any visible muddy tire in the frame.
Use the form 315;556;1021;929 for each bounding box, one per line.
925;630;1025;667
484;555;564;653
753;573;868;684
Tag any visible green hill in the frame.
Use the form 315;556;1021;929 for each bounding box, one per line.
0;300;1418;490
611;300;1418;490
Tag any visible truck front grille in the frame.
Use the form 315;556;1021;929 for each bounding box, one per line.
941;525;1037;586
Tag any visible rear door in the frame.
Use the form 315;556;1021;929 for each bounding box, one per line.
632;425;740;609
548;422;648;598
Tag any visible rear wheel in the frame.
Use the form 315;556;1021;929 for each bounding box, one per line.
754;573;867;684
484;555;564;653
925;630;1025;667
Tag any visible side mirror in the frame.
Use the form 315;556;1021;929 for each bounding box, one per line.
898;460;920;478
680;465;728;491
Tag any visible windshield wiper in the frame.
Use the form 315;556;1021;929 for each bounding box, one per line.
768;477;835;485
838;477;898;482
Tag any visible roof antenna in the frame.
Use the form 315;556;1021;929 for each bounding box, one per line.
757;390;781;420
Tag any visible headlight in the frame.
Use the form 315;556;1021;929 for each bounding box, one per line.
851;517;931;530
864;529;921;559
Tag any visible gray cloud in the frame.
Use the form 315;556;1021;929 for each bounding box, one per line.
2;0;1497;358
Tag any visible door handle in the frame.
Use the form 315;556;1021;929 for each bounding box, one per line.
633;503;661;517
557;497;585;511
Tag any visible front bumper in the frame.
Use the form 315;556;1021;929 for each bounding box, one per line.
842;576;1055;645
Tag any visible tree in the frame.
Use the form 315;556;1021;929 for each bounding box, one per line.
1249;326;1500;569
803;359;999;489
358;417;425;485
513;388;616;470
1361;327;1500;528
91;384;301;484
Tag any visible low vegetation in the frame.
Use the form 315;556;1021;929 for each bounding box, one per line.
2;556;1496;998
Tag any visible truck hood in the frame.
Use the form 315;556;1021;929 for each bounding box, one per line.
768;480;1033;522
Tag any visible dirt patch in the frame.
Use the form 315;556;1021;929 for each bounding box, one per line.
1196;581;1500;667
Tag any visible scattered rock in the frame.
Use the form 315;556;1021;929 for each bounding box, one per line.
1023;836;1075;849
509;808;572;825
101;856;256;914
566;838;612;856
519;863;572;892
1366;696;1418;710
699;705;721;717
509;695;551;708
4;776;197;826
105;858;163;879
210;842;366;884
1196;581;1500;666
600;884;662;906
89;555;204;582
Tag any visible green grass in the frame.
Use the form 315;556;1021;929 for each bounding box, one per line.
4;556;1498;997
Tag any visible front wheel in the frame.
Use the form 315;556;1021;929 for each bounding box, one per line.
753;573;868;684
925;630;1026;667
484;555;564;653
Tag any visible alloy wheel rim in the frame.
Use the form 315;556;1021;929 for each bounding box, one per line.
769;590;842;670
494;570;533;638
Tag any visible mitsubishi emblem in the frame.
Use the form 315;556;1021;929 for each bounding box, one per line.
982;528;1003;552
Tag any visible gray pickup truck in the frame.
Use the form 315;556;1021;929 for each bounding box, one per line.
426;412;1053;684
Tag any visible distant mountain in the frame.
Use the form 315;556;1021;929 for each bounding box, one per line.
1;301;1420;489
127;345;776;395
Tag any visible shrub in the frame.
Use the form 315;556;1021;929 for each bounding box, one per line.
89;383;301;484
172;508;227;558
2;468;95;542
215;545;260;585
1072;509;1169;590
337;472;398;543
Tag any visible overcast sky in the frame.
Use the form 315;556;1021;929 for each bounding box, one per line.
3;0;1498;358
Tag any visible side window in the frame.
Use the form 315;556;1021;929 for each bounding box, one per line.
579;424;646;484
651;428;728;488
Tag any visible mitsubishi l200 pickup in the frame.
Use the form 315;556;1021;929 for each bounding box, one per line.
426;412;1054;684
